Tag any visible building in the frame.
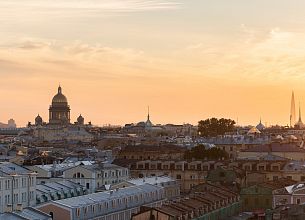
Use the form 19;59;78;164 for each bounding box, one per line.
268;204;305;220
24;85;93;143
62;162;129;193
0;119;17;129
32;126;93;143
49;85;71;125
240;178;296;211
111;176;180;200
0;162;37;213
238;143;305;160
129;160;226;192
273;182;305;207
132;183;241;220
38;184;166;220
206;166;246;190
27;161;95;182
36;180;87;205
199;135;270;160
117;145;186;160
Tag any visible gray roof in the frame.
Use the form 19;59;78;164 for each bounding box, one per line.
0;162;31;175
0;207;51;220
127;176;175;186
51;183;162;209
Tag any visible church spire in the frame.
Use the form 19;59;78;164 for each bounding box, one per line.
299;102;302;122
147;106;150;121
58;84;62;94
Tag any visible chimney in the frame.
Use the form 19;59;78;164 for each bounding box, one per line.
5;204;12;213
16;204;23;212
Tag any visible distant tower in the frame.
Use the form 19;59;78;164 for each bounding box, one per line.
145;106;153;127
290;91;296;127
77;114;84;125
295;102;304;128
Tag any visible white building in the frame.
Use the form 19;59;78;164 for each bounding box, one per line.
27;161;95;183
0;162;37;213
63;163;129;193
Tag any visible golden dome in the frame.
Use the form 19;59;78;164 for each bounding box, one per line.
52;86;68;103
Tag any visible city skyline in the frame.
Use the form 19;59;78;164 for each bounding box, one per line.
2;1;305;126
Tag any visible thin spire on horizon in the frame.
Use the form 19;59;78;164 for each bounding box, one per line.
299;101;302;122
290;91;296;127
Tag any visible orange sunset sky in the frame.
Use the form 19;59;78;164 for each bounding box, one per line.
1;0;305;127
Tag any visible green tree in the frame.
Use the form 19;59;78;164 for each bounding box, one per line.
198;118;235;137
184;145;228;160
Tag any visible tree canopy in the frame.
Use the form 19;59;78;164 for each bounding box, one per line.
184;145;228;160
198;118;236;137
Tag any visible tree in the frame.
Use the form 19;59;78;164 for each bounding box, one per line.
184;145;228;160
198;118;235;137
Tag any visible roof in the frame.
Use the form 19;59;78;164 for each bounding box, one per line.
283;161;305;171
241;143;305;153
0;207;51;220
0;162;32;175
237;154;288;161
34;161;94;172
73;163;126;172
126;176;175;186
121;144;185;153
49;184;162;209
37;180;84;195
248;127;261;134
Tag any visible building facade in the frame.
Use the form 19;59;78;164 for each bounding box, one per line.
49;86;71;125
38;184;166;220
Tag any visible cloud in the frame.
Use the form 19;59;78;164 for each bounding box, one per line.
0;39;173;82
0;0;180;14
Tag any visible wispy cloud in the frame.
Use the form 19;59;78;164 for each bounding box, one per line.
0;0;180;14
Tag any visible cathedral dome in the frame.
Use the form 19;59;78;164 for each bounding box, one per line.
35;114;43;126
52;86;68;103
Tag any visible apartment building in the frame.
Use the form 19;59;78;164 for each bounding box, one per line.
38;184;166;220
0;162;37;213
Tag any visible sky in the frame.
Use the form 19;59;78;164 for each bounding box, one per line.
1;0;305;127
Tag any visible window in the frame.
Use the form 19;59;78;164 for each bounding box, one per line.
176;174;181;179
297;198;301;204
86;183;90;189
272;166;279;171
273;176;278;181
301;176;305;181
76;208;80;217
176;165;182;170
258;166;265;171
